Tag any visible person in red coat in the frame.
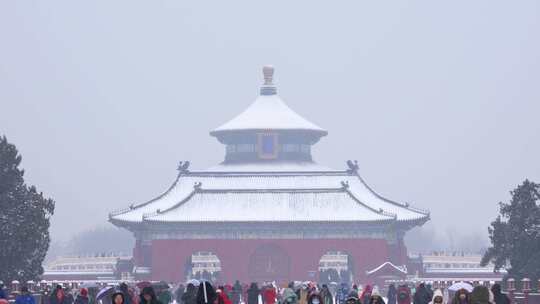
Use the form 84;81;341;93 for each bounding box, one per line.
263;286;277;304
397;285;411;304
216;287;232;304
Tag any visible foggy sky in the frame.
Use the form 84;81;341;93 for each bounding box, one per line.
1;1;539;247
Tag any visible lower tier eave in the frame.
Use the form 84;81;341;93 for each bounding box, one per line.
110;217;429;241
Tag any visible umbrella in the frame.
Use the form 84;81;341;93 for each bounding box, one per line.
96;286;115;301
152;281;170;290
137;281;152;289
448;282;473;292
186;279;200;286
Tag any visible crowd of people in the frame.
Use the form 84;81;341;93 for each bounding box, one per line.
0;281;512;304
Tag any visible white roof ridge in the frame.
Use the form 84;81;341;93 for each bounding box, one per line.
366;261;408;275
343;187;397;220
350;171;430;216
109;171;184;219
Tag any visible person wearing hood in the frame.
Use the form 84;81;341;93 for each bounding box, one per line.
368;288;384;304
16;286;36;304
246;283;260;304
196;281;217;304
360;285;372;304
397;286;411;304
308;293;324;304
490;285;509;304
387;285;397;304
469;287;489;304
74;289;89;304
428;290;444;304
451;289;469;304
140;287;162;304
50;285;65;304
112;292;126;304
182;284;197;304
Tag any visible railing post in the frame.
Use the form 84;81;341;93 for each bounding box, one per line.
26;280;35;292
507;278;516;303
522;278;531;304
11;280;20;293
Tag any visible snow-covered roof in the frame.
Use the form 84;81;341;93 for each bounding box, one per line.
210;66;327;137
211;94;327;136
145;188;393;223
366;262;408;275
109;163;429;225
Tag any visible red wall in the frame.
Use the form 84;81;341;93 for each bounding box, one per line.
149;238;395;284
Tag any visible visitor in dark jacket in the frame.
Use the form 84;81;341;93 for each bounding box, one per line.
469;287;489;304
0;283;6;300
176;285;185;304
231;281;242;304
16;286;36;304
196;281;216;304
182;284;197;304
491;284;509;304
140;287;163;304
413;284;430;304
387;285;397;304
247;283;260;304
74;289;89;304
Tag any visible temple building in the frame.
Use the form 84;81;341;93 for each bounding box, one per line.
109;66;430;283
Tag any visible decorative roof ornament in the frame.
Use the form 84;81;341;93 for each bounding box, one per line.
260;65;277;96
346;160;359;174
177;161;190;174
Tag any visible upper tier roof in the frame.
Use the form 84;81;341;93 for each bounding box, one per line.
210;66;328;138
109;162;429;226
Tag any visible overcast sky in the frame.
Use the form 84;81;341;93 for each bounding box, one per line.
1;1;539;246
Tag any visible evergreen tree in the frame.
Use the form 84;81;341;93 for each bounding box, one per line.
0;135;55;282
481;179;540;281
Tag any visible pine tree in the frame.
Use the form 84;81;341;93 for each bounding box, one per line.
0;135;55;282
481;179;540;281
